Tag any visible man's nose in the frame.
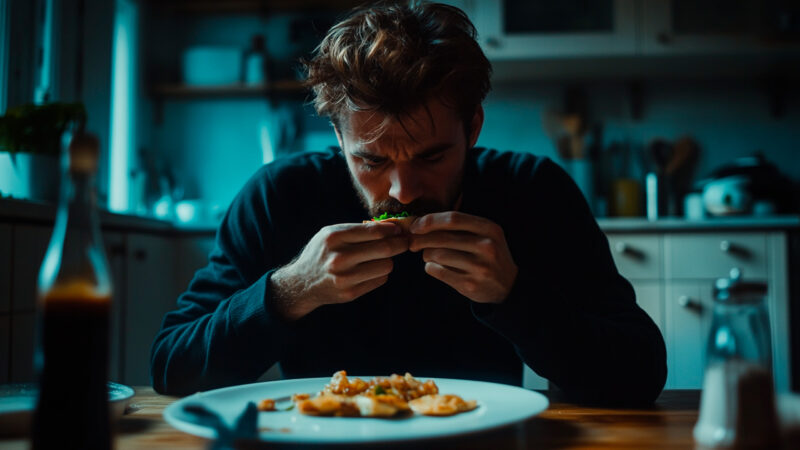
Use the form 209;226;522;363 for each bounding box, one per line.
388;163;423;205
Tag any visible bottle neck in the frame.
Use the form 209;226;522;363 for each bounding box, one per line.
57;171;97;230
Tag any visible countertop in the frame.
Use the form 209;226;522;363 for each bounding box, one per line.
2;197;799;235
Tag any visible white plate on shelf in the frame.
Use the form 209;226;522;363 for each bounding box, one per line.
163;377;549;444
0;382;135;436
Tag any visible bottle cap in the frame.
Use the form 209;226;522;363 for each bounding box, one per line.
714;268;767;302
68;132;99;174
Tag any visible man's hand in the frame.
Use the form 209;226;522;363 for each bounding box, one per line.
409;212;517;304
271;222;409;320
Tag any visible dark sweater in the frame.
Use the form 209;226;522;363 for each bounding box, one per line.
151;147;667;405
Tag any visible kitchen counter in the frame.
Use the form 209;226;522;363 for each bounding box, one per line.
0;197;215;234
2;198;799;235
597;216;800;232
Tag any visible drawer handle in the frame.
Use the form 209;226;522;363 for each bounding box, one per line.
719;241;751;258
678;295;702;312
614;242;645;260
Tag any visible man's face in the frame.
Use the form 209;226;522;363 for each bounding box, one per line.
336;98;484;217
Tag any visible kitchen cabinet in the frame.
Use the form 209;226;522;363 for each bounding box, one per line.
123;233;179;385
471;0;637;60
0;315;9;384
104;231;126;383
641;0;800;55
0;224;10;313
607;228;793;391
11;224;51;313
10;312;35;382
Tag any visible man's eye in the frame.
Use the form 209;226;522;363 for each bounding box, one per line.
360;158;385;170
422;153;444;163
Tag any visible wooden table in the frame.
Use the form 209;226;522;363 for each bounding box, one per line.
1;387;705;449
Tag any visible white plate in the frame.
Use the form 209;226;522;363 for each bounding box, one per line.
0;382;135;436
163;377;549;444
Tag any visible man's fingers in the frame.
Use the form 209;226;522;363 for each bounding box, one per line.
410;211;501;237
409;230;482;253
327;221;402;245
336;275;390;303
340;235;409;265
424;262;475;296
344;258;395;285
422;248;475;273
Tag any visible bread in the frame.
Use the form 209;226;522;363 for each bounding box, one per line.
363;215;417;233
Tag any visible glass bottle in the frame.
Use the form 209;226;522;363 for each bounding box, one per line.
32;130;113;449
693;268;780;448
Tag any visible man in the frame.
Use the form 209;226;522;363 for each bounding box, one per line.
151;1;666;405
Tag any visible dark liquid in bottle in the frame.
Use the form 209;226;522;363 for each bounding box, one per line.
32;294;111;449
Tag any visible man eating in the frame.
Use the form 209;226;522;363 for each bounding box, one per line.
151;1;666;406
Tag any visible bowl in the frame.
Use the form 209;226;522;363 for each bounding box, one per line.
0;382;135;436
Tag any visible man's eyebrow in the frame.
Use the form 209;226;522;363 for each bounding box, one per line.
415;143;452;158
350;149;386;161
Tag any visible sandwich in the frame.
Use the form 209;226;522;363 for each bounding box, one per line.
363;211;417;233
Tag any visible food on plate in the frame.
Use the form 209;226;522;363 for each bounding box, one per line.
257;398;276;411
279;370;477;418
409;394;478;416
363;211;417;233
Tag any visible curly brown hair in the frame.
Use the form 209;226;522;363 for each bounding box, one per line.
302;1;491;140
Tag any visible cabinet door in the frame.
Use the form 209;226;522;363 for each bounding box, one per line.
11;224;51;312
631;281;664;336
124;233;177;385
104;231;126;383
10;312;36;382
473;0;637;59
665;281;713;389
1;224;11;313
0;315;9;383
174;235;216;294
641;0;800;55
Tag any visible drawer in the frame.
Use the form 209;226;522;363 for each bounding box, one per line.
666;233;767;280
606;234;662;280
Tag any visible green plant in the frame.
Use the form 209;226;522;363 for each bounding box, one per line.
0;102;87;155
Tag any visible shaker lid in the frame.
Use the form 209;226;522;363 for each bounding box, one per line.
714;268;767;301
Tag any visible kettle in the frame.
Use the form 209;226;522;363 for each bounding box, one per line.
702;175;752;216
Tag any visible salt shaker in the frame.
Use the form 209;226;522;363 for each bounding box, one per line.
694;268;780;448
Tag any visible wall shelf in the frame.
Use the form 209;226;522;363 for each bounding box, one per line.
149;80;307;99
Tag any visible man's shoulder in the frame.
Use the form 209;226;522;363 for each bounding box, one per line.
470;147;555;181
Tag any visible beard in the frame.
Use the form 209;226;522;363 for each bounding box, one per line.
348;162;465;218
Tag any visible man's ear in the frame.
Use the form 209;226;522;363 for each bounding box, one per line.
468;105;484;148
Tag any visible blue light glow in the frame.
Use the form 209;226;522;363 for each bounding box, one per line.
109;0;138;212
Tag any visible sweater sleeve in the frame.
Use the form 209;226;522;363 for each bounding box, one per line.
472;158;667;406
150;168;293;395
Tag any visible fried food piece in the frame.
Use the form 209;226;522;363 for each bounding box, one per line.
322;370;370;396
354;394;410;417
408;394;478;416
257;398;276;411
296;394;361;417
292;393;310;402
369;372;438;401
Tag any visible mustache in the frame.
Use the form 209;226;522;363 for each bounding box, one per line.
370;197;447;217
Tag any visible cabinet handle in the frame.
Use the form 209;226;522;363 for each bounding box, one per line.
614;242;645;260
720;240;750;258
134;249;147;261
678;295;702;312
485;36;501;49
